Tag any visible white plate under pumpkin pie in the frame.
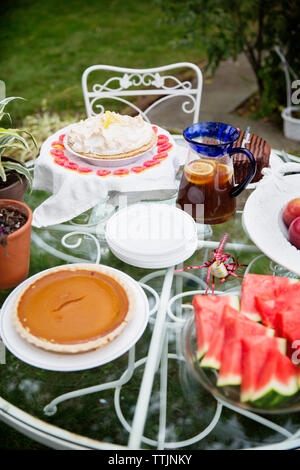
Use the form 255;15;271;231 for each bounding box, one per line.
12;264;136;354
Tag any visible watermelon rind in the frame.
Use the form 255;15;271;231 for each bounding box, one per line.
217;373;241;387
246;347;298;405
251;376;299;406
266;328;275;337
240;337;288;403
228;295;240;311
199;356;222;370
242;311;262;323
200;329;225;370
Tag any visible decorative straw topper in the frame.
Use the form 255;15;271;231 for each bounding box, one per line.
175;233;247;294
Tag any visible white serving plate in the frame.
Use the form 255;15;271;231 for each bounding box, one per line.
243;162;300;277
0;264;149;372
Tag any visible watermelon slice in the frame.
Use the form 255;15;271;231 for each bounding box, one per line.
194;309;222;360
223;310;274;339
199;306;239;369
252;350;298;406
274;280;300;298
275;310;300;339
193;295;239;359
217;339;242;386
274;284;300;314
240;274;294;322
192;294;239;315
216;312;275;386
255;281;300;332
255;296;276;328
275;310;300;359
200;328;225;369
240;336;287;403
201;306;274;373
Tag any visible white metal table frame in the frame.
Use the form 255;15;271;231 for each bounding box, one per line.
1;209;300;450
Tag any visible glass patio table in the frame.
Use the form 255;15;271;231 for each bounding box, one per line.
0;186;299;451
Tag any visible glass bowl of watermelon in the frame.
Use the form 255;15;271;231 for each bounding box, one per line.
181;276;300;415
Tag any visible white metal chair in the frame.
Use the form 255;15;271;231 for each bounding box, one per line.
274;46;300;142
30;63;203;265
81;62;203;142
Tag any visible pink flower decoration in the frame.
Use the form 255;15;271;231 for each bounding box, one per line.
157;134;169;144
51;141;64;149
77;167;93;174
143;159;160;168
131;166;145;173
153;152;168;161
50;148;65;157
96;169;111;177
157;142;172;153
64;162;78;170
113;169;130;176
58;133;66;143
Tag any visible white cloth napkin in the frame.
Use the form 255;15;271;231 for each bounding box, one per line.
32;125;186;227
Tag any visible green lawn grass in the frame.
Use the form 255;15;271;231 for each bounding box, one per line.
0;0;204;122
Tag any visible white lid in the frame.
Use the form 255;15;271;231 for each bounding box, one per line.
105;203;198;265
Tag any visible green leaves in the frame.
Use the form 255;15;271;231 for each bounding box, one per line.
0;159;6;182
0;96;36;184
159;0;300;116
0;96;24;122
0;127;37;158
1;160;33;188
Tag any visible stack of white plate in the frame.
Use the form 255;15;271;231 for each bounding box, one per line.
105;203;198;269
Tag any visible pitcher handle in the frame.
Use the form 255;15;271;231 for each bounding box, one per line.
229;147;257;197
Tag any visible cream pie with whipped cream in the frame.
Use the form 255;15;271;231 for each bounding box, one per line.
13;264;135;354
67;111;156;159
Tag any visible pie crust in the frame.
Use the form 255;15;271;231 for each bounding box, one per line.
12;264;136;354
67;132;157;160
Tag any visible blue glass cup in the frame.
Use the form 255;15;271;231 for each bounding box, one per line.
176;122;256;224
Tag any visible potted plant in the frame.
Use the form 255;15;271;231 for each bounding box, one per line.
0;198;32;289
281;106;300;142
274;47;300;142
0;96;37;201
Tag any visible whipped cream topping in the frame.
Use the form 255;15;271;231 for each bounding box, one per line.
68;112;155;156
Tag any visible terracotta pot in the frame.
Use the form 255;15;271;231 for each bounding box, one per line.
0;199;32;289
0;157;29;202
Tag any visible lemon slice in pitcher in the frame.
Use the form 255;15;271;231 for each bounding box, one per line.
185;160;215;184
216;163;234;184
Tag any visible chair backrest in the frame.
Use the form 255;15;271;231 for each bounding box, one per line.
81;63;203;132
274;46;298;108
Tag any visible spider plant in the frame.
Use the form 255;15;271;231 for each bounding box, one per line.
0;96;37;188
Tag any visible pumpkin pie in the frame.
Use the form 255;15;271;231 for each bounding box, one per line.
66;111;156;160
13;264;135;354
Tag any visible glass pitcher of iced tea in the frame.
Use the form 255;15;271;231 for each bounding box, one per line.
176;122;256;224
